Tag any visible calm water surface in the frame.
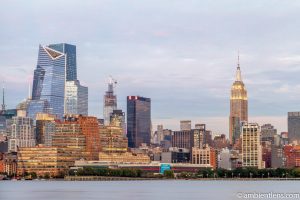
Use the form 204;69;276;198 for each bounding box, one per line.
0;180;299;200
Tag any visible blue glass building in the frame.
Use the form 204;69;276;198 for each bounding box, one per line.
31;45;66;118
48;43;77;81
127;96;151;148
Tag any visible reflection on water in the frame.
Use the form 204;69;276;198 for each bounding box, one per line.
0;180;299;200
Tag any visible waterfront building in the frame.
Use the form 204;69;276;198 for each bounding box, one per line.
288;112;300;144
8;117;35;152
127;96;151;148
180;120;191;131
1;152;17;176
229;57;248;145
192;145;217;169
218;148;232;170
284;145;300;168
99;124;128;153
17;146;83;177
53;115;100;160
65;80;88;115
241;123;263;169
98;152;150;164
110;109;126;136
103;77;117;125
35;113;56;146
161;147;190;163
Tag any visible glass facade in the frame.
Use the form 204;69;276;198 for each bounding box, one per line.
65;80;88;115
26;99;50;119
127;96;151;148
48;43;77;81
288;112;300;144
32;45;66;119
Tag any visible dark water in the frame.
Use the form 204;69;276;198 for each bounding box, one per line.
0;180;299;200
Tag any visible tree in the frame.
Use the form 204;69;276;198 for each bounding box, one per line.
164;170;174;179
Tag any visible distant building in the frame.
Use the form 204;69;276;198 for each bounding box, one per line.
65;80;88;115
284;145;300;168
261;124;277;144
229;58;248;145
218;148;232;170
127;96;151;148
171;129;204;151
288;112;300;144
98;152;150;164
241;123;263;169
99;124;128;153
35;113;56;146
161;147;190;163
8;117;36;152
180;120;191;131
53;115;100;160
103;77;117;126
110;109;126;136
17;146;83;177
192;146;217;169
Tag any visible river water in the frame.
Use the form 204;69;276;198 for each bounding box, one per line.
0;180;299;200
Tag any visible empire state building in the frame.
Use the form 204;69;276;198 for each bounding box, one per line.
229;58;248;145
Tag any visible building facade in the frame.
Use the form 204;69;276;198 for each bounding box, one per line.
229;60;248;145
31;45;66;118
8;117;35;152
241;123;263;169
103;77;117;126
192;146;217;169
127;96;151;148
288;112;300;144
35;113;56;146
65;80;88;115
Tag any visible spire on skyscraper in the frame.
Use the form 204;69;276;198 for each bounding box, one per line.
236;51;242;81
1;83;6;111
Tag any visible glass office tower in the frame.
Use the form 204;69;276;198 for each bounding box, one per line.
127;96;151;148
65;80;88;115
48;43;77;81
31;45;66;118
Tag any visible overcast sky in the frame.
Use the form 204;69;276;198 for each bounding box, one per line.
1;0;300;135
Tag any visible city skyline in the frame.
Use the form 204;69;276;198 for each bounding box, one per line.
1;1;300;134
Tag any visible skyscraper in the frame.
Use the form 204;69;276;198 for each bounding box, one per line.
31;45;66;118
48;43;77;81
65;80;88;115
288;112;300;144
31;43;87;119
127;96;151;148
229;56;248;144
241;122;263;169
103;77;117;125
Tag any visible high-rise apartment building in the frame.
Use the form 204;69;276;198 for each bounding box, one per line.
127;96;151;148
229;57;248;144
241;122;263;169
65;80;88;115
103;77;117;125
288;112;300;144
110;109;126;136
8;117;36;152
35;113;56;146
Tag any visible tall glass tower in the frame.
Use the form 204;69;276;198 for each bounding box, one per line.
127;96;151;148
65;80;88;115
31;45;66;118
48;43;77;81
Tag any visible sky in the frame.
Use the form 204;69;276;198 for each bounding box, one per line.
1;0;300;135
